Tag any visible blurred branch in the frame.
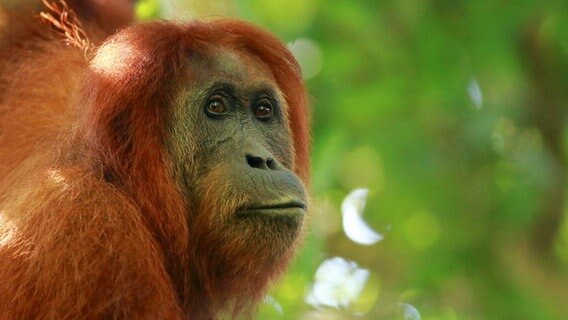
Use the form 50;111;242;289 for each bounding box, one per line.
520;18;568;263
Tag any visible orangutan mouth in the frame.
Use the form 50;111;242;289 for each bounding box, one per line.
236;200;307;217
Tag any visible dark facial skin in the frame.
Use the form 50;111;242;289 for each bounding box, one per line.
166;46;308;256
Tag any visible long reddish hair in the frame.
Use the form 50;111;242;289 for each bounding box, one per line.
80;20;310;316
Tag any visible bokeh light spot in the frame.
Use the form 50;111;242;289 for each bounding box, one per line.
404;211;440;250
341;189;383;246
256;295;284;318
305;257;373;310
288;38;324;80
136;0;160;20
399;302;421;320
467;77;483;109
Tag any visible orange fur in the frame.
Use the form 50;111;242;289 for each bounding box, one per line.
0;2;309;319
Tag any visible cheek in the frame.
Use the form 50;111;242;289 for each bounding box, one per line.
193;164;252;224
165;113;203;202
266;125;295;169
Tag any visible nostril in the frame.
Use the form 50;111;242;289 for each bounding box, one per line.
246;154;265;169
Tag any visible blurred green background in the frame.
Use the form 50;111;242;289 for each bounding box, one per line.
140;1;568;319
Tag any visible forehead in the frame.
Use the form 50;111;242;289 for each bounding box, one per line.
186;46;278;89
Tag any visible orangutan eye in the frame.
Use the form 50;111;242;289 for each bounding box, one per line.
205;96;228;118
253;99;274;120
